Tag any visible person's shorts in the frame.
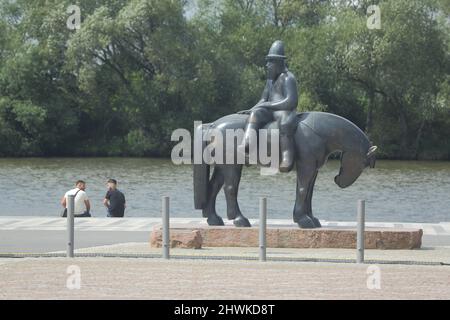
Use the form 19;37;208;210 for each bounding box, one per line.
74;211;91;218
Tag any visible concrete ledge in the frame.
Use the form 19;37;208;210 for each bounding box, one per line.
151;224;423;250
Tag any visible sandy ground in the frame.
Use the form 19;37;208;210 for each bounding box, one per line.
0;257;449;300
60;242;450;264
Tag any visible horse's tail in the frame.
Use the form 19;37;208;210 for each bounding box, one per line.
193;123;210;212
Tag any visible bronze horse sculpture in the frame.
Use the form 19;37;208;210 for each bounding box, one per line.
193;111;377;229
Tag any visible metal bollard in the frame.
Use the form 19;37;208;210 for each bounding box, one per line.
67;195;75;258
357;200;365;264
162;196;170;260
259;197;267;262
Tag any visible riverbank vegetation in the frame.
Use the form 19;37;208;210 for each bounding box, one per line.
0;0;449;159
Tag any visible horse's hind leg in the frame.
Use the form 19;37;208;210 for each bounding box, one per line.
204;166;225;226
222;165;251;227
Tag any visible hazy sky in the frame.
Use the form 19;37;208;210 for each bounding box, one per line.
184;0;198;19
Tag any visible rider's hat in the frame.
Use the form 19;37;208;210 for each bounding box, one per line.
266;40;287;60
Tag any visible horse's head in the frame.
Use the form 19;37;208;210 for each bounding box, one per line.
334;145;377;188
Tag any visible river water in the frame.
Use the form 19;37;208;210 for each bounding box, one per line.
0;158;448;223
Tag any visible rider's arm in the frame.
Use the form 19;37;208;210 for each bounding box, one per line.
252;80;271;108
260;80;271;102
259;75;298;111
238;81;271;114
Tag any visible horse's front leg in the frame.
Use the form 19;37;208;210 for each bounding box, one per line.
204;166;225;226
222;164;251;227
293;162;317;229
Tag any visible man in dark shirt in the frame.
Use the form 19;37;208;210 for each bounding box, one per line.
103;179;126;218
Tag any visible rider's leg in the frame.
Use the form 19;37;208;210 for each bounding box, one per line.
241;107;272;154
277;111;296;172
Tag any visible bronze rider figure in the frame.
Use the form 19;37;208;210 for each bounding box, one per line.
239;40;298;172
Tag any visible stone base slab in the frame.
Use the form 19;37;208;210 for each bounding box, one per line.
150;224;423;250
151;229;203;249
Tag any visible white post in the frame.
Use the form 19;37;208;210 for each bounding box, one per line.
259;197;267;262
162;196;170;260
357;200;365;264
67;195;75;258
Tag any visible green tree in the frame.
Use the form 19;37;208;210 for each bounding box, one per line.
0;0;448;159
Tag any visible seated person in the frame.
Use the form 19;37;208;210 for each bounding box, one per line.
61;180;91;217
103;179;126;218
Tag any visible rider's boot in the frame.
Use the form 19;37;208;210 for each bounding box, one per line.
279;134;295;172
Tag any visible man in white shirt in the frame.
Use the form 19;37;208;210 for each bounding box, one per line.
61;180;91;217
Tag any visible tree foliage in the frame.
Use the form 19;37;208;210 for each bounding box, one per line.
0;0;448;159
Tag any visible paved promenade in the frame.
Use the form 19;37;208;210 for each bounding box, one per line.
1;217;450;254
0;257;449;299
46;242;450;265
1;217;449;299
1;217;449;234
